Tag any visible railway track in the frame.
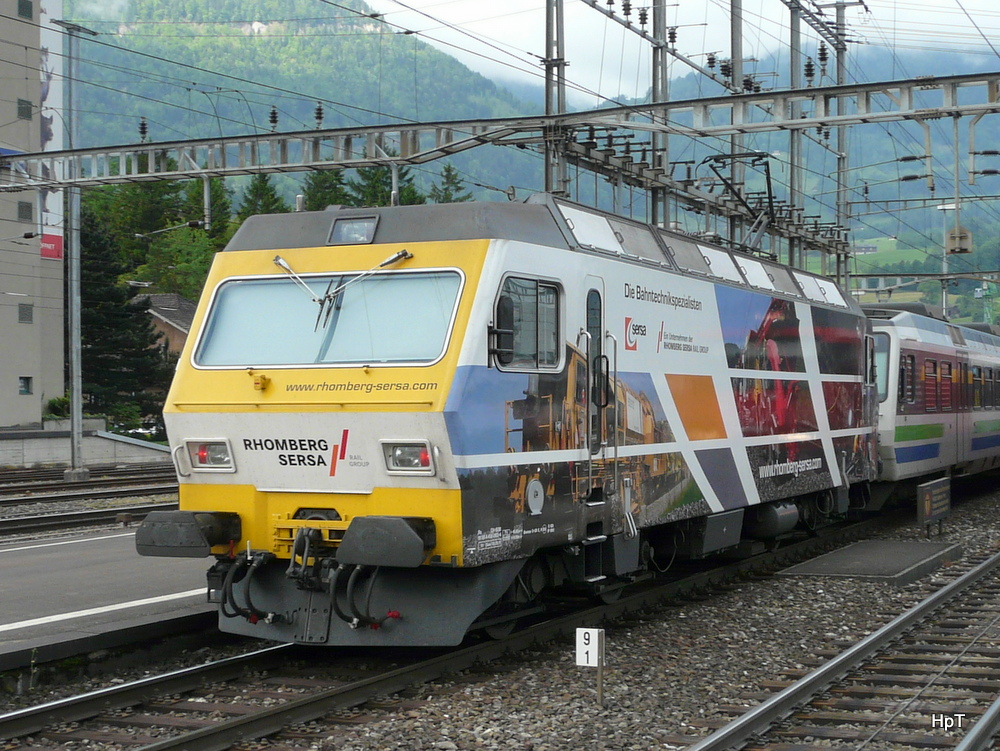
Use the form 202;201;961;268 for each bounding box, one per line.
0;518;890;750
0;502;177;536
0;464;178;508
687;546;1000;751
0;462;175;487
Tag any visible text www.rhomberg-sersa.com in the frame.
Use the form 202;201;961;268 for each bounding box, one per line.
285;381;437;394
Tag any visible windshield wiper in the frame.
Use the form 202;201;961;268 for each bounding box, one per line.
273;250;413;331
316;249;413;330
273;255;322;303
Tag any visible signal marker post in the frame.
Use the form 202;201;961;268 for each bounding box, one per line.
576;627;606;706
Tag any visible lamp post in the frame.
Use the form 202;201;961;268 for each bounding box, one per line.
53;19;97;481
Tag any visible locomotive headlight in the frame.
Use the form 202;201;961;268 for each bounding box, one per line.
185;440;235;472
381;441;435;475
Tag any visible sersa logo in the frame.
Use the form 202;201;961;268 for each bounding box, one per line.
625;317;646;351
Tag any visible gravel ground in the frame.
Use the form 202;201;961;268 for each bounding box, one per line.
309;486;1000;751
3;485;999;750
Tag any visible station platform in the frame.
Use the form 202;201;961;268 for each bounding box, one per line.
0;529;216;673
778;540;963;586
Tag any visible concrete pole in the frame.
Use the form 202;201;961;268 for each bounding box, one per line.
730;0;745;242
544;0;567;195
650;0;669;227
789;5;803;269
835;1;849;286
54;20;96;481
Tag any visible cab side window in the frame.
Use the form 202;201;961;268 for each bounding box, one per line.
494;277;559;369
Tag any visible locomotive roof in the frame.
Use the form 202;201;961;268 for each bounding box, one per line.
225;193;859;313
226;201;572;251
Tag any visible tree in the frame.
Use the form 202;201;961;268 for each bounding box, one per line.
236;173;290;223
132;227;217;300
428;163;472;203
83;162;185;270
303;169;350;210
80;207;173;433
346;151;426;207
182;176;234;247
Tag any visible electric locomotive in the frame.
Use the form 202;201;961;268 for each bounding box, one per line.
137;194;879;646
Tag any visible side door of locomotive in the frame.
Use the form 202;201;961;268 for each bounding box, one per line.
583;275;629;522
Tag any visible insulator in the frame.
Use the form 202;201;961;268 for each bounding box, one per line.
753;81;762;93
314;102;324;129
720;59;732;79
269;105;278;131
622;0;631;17
980;169;1000;176
804;57;815;83
639;7;648;26
863;182;869;197
818;41;828;65
743;75;754;92
138;116;148;141
707;52;716;70
668;26;677;45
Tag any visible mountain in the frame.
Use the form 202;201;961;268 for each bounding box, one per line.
65;0;1000;274
67;0;544;198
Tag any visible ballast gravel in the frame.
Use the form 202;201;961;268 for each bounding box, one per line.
3;485;999;750
309;488;1000;751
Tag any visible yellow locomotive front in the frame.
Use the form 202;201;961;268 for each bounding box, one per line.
136;207;515;646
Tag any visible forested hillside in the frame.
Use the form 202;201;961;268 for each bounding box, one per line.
67;0;544;197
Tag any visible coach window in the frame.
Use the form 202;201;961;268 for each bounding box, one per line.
973;366;983;409
495;277;559;370
960;363;969;410
899;354;915;405
986;368;994;408
924;360;937;412
940;362;953;411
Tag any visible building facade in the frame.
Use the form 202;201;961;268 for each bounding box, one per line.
1;0;65;428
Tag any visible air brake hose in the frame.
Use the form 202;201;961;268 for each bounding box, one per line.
346;565;399;628
345;564;367;627
329;563;353;625
221;555;250;619
242;552;282;624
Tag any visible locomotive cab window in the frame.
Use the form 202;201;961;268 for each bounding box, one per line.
194;269;462;367
494;277;559;370
873;333;890;401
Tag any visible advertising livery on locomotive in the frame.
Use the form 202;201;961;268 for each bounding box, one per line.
135;194;999;647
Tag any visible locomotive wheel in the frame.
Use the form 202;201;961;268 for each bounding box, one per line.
594;583;625;604
483;619;518;639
